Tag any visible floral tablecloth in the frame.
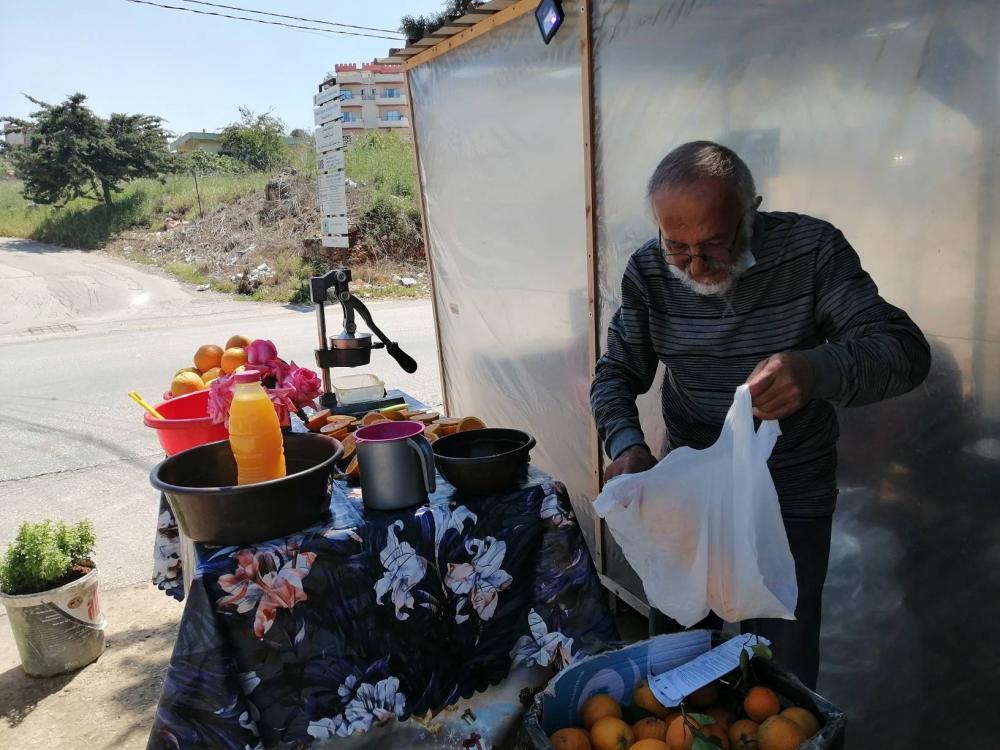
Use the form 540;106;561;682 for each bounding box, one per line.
148;467;617;749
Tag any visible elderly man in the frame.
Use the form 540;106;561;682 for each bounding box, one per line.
591;141;930;689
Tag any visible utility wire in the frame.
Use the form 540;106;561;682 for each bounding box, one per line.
175;0;403;35
123;0;405;40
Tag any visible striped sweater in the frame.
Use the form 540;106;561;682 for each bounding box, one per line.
591;211;930;517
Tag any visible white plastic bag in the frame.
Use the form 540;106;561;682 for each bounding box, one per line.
593;384;797;626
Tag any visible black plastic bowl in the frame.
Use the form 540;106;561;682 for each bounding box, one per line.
150;433;343;544
432;428;536;495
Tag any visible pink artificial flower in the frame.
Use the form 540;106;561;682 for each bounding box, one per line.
246;339;278;365
266;357;292;386
207;374;236;425
267;386;298;428
282;363;323;409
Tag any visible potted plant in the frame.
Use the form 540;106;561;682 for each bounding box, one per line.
0;520;106;676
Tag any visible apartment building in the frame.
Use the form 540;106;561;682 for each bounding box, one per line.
332;63;411;145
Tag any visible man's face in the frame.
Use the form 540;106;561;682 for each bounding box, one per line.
651;177;747;295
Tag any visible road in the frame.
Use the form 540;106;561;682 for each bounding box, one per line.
0;237;441;589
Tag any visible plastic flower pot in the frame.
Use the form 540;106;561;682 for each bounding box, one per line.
0;567;106;677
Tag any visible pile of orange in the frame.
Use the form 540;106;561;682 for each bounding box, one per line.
549;679;821;750
169;335;253;396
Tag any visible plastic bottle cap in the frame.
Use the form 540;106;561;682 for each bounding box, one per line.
233;371;262;384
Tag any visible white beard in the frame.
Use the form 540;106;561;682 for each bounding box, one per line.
667;246;756;297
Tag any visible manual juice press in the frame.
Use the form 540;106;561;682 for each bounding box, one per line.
310;268;418;415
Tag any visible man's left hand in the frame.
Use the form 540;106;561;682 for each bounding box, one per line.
746;352;815;420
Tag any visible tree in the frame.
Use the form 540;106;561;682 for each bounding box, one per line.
1;93;173;206
400;0;484;44
289;128;310;139
219;107;289;172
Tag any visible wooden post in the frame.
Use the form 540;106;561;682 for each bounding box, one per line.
579;0;604;574
192;168;204;218
404;68;451;416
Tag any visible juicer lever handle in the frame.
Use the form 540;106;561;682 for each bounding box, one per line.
385;342;417;374
349;297;418;374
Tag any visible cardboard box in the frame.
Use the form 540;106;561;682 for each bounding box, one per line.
521;631;846;749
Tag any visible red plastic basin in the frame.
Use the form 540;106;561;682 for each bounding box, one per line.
143;390;229;457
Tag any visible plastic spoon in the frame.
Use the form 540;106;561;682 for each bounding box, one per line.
128;391;165;420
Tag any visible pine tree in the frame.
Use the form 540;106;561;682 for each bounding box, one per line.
2;93;173;206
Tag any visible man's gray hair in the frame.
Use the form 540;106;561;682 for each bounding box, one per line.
647;141;757;212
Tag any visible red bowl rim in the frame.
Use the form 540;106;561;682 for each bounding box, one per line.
143;390;219;430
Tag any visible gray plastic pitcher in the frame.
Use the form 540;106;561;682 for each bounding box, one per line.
355;420;436;510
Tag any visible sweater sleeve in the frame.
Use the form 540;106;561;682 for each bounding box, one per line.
590;254;660;459
802;228;931;407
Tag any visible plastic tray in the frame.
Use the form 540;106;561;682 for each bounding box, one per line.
331;373;385;405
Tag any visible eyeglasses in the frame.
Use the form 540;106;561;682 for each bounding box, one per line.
659;216;744;272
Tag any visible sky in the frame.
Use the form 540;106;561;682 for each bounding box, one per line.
1;0;442;137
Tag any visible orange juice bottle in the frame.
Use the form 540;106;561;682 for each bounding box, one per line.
228;371;286;485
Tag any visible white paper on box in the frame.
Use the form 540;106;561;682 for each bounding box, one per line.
315;122;343;152
318;172;346;214
321;234;349;248
314;84;340;107
314;100;342;126
316;151;345;172
649;633;770;708
321;216;349;234
647;630;712;676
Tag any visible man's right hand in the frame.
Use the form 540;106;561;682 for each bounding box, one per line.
604;444;657;482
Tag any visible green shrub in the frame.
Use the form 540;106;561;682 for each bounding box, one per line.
0;520;96;596
358;192;422;260
177;151;249;176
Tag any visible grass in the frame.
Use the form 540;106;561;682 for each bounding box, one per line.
345;132;417;201
165;262;211;286
0;172;270;249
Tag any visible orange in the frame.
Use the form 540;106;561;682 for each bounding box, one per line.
632;680;672;719
590;717;633;750
706;706;735;732
193;344;223;372
665;715;696;750
687;683;720;709
175;366;200;377
226;334;253;350
743;687;780;723
221;347;248;374
630;741;668;750
549;727;592;750
756;716;807;750
728;719;759;749
581;695;622;730
780;707;819;738
171;371;205;396
632;717;667;742
201;366;223;384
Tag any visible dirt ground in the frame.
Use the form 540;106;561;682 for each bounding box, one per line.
0;582;181;749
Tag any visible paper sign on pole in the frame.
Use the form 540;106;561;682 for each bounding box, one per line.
314;84;341;107
315;121;344;152
314;99;342;126
316;151;345;173
321;216;349;234
318;172;347;215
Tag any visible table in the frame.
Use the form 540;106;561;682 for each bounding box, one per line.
148;467;617;749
